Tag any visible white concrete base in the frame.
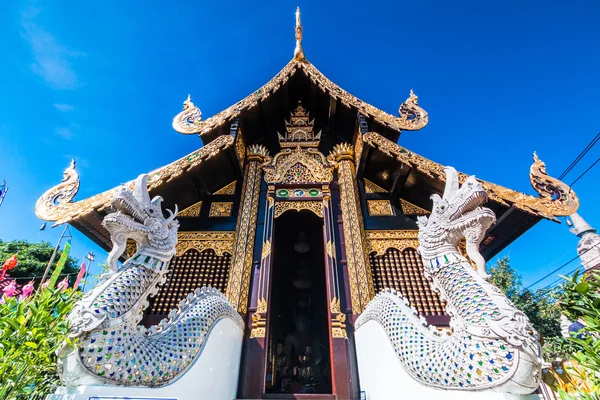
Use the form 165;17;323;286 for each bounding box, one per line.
47;318;243;400
355;320;540;400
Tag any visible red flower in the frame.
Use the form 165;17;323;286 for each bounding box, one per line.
2;255;17;271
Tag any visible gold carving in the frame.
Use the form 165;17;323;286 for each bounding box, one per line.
209;202;233;217
213;181;237;195
235;128;246;168
226;157;263;313
256;297;268;314
530;152;579;213
171;56;427;137
247;144;271;163
178;201;203;217
400;199;430;216
366;230;420;256
274;201;323;219
326;240;336;259
176;231;235;256
364;179;387;193
363;132;579;221
35;135;234;224
330;297;347;339
367;200;393;216
250;297;268;338
263;147;334;184
278;101;320;148
261;240;272;260
328;142;354;163
335;157;375;313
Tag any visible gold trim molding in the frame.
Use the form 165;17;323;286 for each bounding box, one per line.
274;200;323;219
176;231;235;256
35;135;235;225
366;230;420;256
171;57;428;136
363;132;578;221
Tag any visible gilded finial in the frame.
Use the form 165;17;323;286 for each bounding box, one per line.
172;94;203;134
294;7;305;60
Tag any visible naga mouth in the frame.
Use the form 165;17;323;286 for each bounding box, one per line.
449;190;488;221
111;195;146;224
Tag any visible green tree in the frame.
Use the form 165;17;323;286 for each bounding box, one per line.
555;270;600;399
0;288;80;399
488;256;563;349
0;240;79;285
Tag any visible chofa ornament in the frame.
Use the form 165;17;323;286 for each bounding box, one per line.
57;174;243;387
357;167;542;394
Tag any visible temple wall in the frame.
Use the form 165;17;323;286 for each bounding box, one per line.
355;320;540;400
48;318;243;400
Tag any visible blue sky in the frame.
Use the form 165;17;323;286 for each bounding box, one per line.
0;1;599;289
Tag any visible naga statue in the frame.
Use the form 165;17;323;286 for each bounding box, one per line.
57;174;243;387
356;167;542;394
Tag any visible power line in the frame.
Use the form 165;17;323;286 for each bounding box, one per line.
525;240;600;289
558;132;600;180
541;252;600;291
569;157;600;187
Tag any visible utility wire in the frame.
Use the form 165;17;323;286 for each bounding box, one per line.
541;253;600;290
525;240;600;289
569;157;600;187
558;132;600;180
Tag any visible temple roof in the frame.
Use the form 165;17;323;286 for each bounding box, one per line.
34;8;580;255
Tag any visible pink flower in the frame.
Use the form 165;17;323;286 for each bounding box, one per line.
41;280;50;290
20;281;34;299
57;277;69;292
3;281;17;298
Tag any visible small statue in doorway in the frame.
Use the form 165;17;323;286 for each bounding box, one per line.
285;314;323;392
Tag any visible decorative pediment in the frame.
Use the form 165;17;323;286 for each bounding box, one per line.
213;181;237;195
263;146;334;184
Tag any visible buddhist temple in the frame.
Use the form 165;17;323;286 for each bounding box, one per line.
38;8;579;400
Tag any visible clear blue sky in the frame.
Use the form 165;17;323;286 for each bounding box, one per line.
0;1;599;290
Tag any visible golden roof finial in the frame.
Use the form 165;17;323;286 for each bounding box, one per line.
294;6;305;60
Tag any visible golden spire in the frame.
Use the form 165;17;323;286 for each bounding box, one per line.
294;6;305;60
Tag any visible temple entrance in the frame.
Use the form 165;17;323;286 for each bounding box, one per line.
265;209;332;395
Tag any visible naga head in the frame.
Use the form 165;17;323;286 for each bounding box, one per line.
102;174;179;272
417;167;496;277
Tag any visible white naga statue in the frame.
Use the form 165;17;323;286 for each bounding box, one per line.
56;174;243;389
356;167;542;396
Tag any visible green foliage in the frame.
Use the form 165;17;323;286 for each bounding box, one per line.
0;240;79;285
556;270;600;397
0;288;79;399
489;256;562;339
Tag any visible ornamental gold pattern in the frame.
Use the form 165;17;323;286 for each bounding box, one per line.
213;181;237;195
273;200;324;219
172;58;428;136
335;153;375;313
226;153;265;313
363;132;579;220
367;199;394;216
35;135;234;224
209;202;233;217
364;178;388;194
263;147;334;184
400;198;430;216
178;201;203;217
365;230;420;256
175;231;236;257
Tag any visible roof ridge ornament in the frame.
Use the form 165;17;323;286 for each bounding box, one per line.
529;152;579;213
294;6;305;61
278;101;321;148
35;159;80;223
172;94;204;134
